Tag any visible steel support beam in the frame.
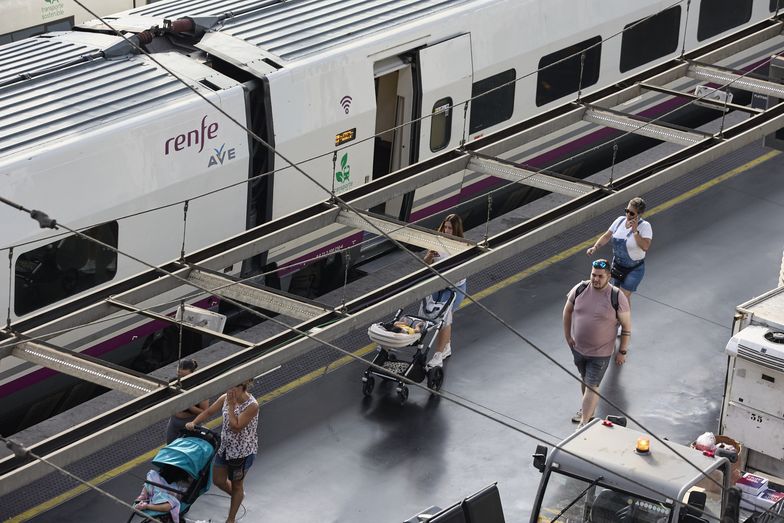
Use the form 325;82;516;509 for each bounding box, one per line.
9;21;784;348
187;269;332;321
11;341;164;396
639;83;764;114
335;209;475;256
583;106;709;145
687;63;784;98
466;155;594;196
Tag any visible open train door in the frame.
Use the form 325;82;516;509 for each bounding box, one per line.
412;33;473;221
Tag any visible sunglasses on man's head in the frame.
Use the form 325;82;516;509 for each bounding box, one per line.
592;260;609;269
625;209;637;217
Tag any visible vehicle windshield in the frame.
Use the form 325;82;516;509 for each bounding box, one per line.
536;470;673;523
680;469;725;523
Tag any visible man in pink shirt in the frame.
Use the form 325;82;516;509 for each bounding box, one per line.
563;259;631;427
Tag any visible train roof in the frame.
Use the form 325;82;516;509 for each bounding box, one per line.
0;32;235;158
115;0;481;62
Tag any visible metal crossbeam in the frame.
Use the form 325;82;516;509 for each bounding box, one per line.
335;209;475;256
105;298;256;348
639;83;764;114
583;106;708;146
12;341;164;396
466;155;594;197
687;63;784;99
187;269;331;321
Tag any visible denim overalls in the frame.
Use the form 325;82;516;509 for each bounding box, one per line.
611;219;646;292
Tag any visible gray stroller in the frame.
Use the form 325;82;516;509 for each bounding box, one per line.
361;289;456;404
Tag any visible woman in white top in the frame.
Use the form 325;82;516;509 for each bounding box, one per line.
586;197;653;301
186;380;259;523
424;214;467;368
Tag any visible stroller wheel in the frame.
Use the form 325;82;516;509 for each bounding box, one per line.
396;385;409;405
362;375;375;397
427;367;444;392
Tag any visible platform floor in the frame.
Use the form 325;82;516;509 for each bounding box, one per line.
12;143;784;523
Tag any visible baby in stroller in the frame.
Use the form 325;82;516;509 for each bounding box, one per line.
134;464;189;522
390;316;425;335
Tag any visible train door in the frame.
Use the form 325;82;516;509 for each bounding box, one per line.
371;56;415;219
412;34;473;221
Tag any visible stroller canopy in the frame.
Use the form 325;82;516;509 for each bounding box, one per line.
152;437;215;479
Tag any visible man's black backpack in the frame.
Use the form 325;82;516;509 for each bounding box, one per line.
574;281;620;318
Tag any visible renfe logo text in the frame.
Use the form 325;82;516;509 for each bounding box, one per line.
165;116;219;155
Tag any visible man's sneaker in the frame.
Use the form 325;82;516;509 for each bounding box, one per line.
442;342;452;358
571;409;583;423
427;351;444;369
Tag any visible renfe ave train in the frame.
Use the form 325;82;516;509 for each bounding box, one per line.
0;0;777;433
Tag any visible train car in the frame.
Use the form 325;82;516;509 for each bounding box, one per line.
0;0;777;433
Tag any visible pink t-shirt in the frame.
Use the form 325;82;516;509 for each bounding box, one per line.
567;282;630;357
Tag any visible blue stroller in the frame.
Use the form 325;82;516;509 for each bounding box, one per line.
127;426;220;522
362;289;456;404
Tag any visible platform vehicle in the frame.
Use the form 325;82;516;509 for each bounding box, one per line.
0;0;778;432
530;418;743;523
722;285;784;482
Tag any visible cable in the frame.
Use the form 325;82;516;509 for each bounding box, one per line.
18;0;758;493
0;434;164;523
0;145;729;505
6;0;769;503
0;198;740;523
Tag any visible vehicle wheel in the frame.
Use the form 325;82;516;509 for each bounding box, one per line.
397;385;409;405
362;375;375;397
427;367;444;392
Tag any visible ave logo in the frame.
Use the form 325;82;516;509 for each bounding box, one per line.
208;144;236;167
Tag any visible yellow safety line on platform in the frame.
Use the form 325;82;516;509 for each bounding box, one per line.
5;149;778;523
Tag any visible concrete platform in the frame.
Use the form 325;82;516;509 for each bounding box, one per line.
9;142;784;522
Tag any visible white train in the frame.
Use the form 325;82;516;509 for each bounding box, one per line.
0;0;777;433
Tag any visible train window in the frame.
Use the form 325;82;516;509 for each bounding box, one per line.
430;97;453;152
620;6;681;73
469;69;516;134
697;0;752;41
536;36;602;107
15;222;119;315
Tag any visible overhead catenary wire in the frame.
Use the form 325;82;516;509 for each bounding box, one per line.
0;0;772;512
0;196;729;522
7;0;767;496
51;0;784;493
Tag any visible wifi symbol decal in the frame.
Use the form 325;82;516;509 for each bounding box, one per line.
340;95;353;114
